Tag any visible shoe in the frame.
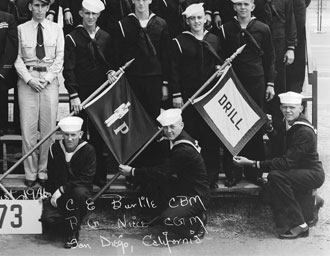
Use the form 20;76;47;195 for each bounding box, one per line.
38;178;47;187
194;227;206;240
24;179;36;187
308;195;324;227
224;178;237;187
254;177;268;187
210;182;219;189
64;231;79;249
279;225;309;239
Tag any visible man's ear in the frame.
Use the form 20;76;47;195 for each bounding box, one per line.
79;131;84;139
79;10;83;18
251;3;255;12
299;105;304;113
28;3;32;12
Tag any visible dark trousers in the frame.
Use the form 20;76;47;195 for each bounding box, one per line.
58;186;91;234
0;87;8;132
286;0;307;93
183;105;221;184
266;169;324;233
79;87;109;183
42;186;91;234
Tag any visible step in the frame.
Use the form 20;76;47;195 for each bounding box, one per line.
0;174;263;200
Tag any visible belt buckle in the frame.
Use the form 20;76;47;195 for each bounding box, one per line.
34;66;47;72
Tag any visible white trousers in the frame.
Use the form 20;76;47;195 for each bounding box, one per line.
18;70;59;181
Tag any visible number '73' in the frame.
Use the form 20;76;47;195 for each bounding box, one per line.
0;204;23;228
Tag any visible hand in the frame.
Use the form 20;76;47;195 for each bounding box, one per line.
107;70;117;84
39;78;49;88
266;114;273;131
46;13;54;21
265;86;275;101
162;85;169;101
205;14;212;28
70;97;82;115
28;78;45;93
283;49;295;65
215;65;224;77
64;11;73;25
173;97;183;108
50;189;62;208
119;164;133;177
233;156;253;167
214;14;222;29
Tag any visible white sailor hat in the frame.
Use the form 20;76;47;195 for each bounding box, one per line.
278;91;304;105
82;0;105;13
182;3;204;18
58;117;84;132
157;109;182;126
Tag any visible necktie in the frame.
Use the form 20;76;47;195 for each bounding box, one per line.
36;23;45;60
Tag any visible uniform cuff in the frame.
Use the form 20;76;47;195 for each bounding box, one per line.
173;92;182;98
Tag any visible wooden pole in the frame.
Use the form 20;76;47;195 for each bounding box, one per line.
0;59;135;198
91;45;246;201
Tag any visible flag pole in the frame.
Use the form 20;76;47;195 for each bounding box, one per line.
0;59;135;197
92;45;246;201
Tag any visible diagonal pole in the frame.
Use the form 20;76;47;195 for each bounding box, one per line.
0;59;135;199
91;45;246;201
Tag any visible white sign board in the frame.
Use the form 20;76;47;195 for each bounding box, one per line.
0;200;42;234
193;66;267;155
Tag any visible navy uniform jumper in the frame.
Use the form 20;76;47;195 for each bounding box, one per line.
63;25;113;185
219;17;276;182
170;30;223;185
261;114;324;232
134;130;210;238
44;140;96;234
115;13;170;121
0;11;18;134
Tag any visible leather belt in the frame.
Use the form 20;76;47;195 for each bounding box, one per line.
26;65;47;72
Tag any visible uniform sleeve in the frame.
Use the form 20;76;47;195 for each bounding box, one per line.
45;143;58;194
217;25;229;60
112;21;125;70
0;14;18;79
44;24;64;83
134;144;192;177
204;0;214;16
47;0;59;19
159;21;170;85
169;38;182;98
260;127;314;171
285;0;297;49
63;34;79;98
14;25;32;83
59;0;71;14
262;26;276;85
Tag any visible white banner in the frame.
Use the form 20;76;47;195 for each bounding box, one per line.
193;66;267;155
